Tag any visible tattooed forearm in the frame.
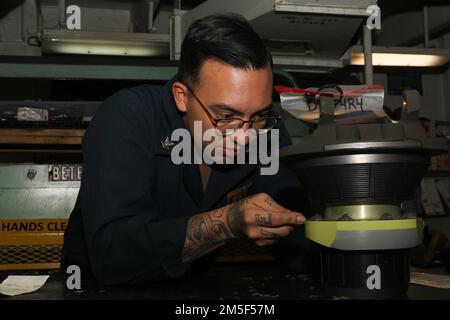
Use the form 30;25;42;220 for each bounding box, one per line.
182;199;248;264
213;207;226;218
189;214;231;241
182;212;232;264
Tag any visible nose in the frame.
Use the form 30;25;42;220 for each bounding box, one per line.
241;122;251;131
230;122;256;146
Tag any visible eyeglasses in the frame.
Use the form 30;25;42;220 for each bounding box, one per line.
182;83;281;136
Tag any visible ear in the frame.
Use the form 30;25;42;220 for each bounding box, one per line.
172;81;188;113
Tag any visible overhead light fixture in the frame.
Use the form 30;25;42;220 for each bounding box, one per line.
351;45;450;67
41;30;170;57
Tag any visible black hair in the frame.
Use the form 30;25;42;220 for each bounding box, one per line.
179;13;272;85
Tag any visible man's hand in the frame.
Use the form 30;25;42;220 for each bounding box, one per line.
225;193;305;246
181;193;304;264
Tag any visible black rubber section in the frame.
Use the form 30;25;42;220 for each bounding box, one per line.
320;248;410;300
294;160;428;211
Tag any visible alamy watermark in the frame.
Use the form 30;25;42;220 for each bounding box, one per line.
366;264;381;290
169;121;280;176
64;4;380;32
66;5;81;30
366;5;381;30
66;264;81;290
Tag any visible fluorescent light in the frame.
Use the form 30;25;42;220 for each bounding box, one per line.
41;30;170;57
351;46;450;67
44;42;161;56
351;52;449;67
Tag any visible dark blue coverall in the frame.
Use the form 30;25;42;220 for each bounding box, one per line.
61;75;309;285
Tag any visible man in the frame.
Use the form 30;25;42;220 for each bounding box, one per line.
61;13;306;285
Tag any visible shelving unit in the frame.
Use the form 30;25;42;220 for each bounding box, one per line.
0;128;85;146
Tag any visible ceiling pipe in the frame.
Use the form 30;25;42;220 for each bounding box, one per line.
363;25;373;85
423;5;430;47
58;0;65;30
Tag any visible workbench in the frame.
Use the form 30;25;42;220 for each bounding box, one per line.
1;262;449;300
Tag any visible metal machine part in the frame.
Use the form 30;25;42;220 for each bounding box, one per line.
172;0;377;72
280;90;448;299
324;204;402;220
321;249;410;299
0;164;80;270
289;153;430;211
305;219;424;250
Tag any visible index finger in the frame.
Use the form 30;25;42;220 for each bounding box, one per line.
254;211;305;227
255;194;291;212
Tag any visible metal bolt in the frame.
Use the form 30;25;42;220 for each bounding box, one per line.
27;169;37;180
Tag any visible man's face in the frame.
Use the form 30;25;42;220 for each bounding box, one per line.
173;58;273;162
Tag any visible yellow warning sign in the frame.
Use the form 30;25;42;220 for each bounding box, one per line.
0;219;68;233
0;219;68;246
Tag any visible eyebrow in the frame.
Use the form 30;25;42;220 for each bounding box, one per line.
252;104;273;117
208;103;273;117
209;104;245;116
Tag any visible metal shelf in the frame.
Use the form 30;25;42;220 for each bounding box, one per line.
0;56;178;80
0;128;85;146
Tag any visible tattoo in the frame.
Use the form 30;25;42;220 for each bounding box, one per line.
213;207;226;218
182;212;232;264
264;196;274;207
182;198;248;264
226;200;246;239
260;228;281;238
255;213;272;226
